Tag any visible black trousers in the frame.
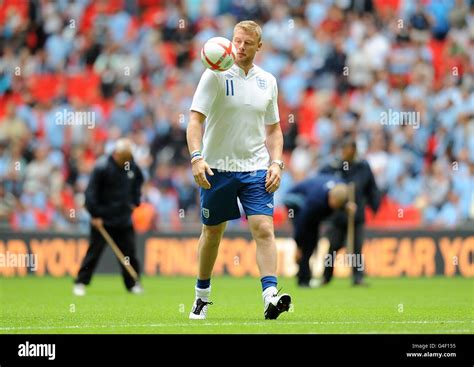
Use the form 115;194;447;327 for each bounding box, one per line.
323;221;365;283
75;224;140;290
294;217;320;285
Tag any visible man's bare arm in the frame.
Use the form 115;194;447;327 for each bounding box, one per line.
187;111;206;154
265;122;283;162
187;111;214;189
265;122;284;193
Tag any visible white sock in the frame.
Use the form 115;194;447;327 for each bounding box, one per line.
262;286;278;302
195;286;211;302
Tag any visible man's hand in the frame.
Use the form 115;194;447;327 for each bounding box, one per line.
91;217;103;228
192;159;214;189
265;163;282;193
345;202;357;215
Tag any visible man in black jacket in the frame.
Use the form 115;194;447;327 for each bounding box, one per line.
73;138;144;296
320;137;380;286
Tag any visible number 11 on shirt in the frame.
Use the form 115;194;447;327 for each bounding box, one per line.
226;79;234;96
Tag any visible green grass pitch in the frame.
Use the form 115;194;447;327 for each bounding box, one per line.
1;276;472;334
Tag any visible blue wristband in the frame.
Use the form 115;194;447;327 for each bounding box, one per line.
191;151;202;159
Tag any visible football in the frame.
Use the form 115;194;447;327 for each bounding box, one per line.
201;37;237;72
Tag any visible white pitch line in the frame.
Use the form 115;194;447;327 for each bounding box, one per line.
1;320;472;331
432;329;471;333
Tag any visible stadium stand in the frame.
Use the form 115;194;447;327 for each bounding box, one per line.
0;0;472;232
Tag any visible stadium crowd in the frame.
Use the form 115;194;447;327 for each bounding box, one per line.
0;0;473;232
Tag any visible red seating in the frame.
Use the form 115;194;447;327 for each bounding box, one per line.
428;38;448;87
0;0;28;25
66;73;100;104
366;196;422;228
373;0;400;15
28;73;100;104
28;74;63;104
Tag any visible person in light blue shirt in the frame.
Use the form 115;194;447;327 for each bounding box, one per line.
426;0;456;37
45;32;71;70
258;47;289;78
107;10;132;45
434;191;462;227
389;174;421;206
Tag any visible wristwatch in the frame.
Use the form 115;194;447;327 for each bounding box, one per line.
271;160;285;170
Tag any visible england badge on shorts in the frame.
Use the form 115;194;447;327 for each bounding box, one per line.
202;207;210;219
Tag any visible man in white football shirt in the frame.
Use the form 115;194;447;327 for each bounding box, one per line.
187;20;291;320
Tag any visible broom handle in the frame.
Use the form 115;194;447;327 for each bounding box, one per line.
96;223;139;282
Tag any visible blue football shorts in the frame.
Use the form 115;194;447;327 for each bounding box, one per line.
200;169;274;225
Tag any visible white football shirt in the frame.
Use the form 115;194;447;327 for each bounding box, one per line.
190;63;280;172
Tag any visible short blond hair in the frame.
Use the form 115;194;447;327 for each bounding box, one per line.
234;20;262;43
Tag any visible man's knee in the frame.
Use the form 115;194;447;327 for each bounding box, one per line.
202;223;226;241
251;219;274;242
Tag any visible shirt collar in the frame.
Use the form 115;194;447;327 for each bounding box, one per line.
234;63;256;78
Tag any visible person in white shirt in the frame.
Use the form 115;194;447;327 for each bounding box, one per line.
187;20;292;320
